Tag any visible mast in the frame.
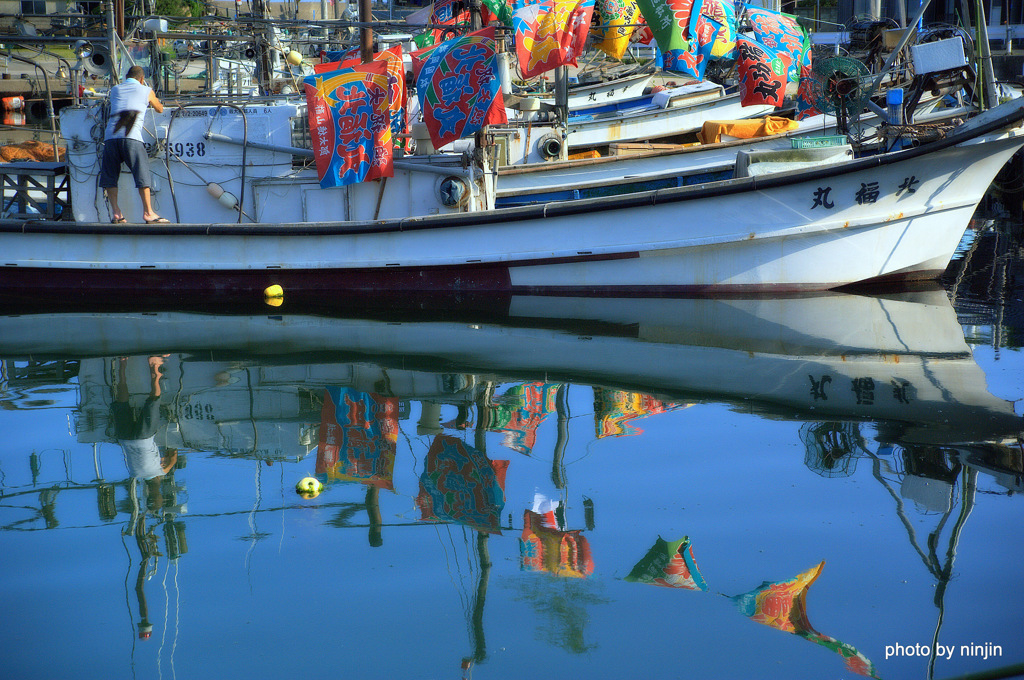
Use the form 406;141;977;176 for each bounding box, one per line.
360;0;374;62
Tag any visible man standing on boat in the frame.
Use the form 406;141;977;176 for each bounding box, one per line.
99;65;168;224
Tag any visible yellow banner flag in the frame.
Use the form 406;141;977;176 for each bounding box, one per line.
593;0;644;59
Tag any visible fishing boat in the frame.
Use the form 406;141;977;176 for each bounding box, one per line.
2;94;1023;299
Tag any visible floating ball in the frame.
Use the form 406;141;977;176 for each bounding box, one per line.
264;284;284;306
295;476;323;498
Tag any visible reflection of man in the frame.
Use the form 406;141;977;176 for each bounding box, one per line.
112;355;177;641
112;356;177;502
99;65;167;224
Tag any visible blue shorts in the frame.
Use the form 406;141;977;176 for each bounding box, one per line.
99;137;152;189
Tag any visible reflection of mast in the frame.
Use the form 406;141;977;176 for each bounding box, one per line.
927;467;976;680
552;384;568;490
366;486;382;547
463;531;491;673
868;452;976;679
456;383;498;677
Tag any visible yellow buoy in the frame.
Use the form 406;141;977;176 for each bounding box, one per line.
264;284;284;307
295;476;323;498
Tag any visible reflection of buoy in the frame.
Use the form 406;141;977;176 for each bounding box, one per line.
3;112;25;126
296;476;322;498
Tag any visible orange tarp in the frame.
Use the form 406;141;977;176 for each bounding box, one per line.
697;116;799;145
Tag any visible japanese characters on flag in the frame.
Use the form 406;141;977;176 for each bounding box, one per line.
634;0;721;79
736;35;791;108
593;0;645;59
700;0;737;58
302;60;394;188
742;3;809;82
316;46;408;148
511;0;595;78
414;27;508;150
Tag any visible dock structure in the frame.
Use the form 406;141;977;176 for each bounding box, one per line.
0;160;69;220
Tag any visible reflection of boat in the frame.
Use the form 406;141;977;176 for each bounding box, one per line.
0;289;1020;454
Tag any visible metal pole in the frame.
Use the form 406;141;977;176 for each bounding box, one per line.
976;0;998;109
104;1;120;83
360;0;373;62
868;0;934;96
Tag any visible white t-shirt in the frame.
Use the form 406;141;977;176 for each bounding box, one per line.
122;437;164;480
105;78;151;142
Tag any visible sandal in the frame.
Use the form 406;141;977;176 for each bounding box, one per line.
111;216;127;223
145;217;170;224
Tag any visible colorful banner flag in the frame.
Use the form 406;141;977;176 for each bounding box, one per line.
593;0;644;59
512;0;595;78
731;562;880;678
736;35;791;108
483;0;513;24
519;509;594;577
315;387;398;490
416;434;509;533
634;0;696;59
635;0;720;78
625;536;709;590
701;0;736;58
794;60;821;120
594;388;688;438
318;46;408;149
303;60;394;188
414;0;507;49
321;46;360;64
415;27;508;150
743;3;808;82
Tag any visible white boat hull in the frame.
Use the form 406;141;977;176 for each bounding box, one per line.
4;101;1024;298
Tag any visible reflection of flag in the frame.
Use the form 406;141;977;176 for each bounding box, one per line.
732;561;823;633
317;46;407;146
416;434;508;533
732;561;880;678
303;60;394;188
593;0;644;59
316;387;398;490
487;382;560;454
743;3;808;82
736;36;791;108
519;509;594;577
625;536;709;590
594;388;688;438
415;27;508;150
512;0;595;78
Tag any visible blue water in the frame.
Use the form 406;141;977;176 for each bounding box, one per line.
1;221;1022;680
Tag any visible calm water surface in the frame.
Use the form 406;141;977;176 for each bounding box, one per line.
1;213;1022;680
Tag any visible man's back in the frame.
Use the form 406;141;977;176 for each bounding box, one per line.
106;79;151;142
